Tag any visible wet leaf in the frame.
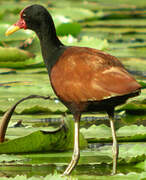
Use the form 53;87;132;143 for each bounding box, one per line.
0;154;23;163
121;58;146;76
135;159;146;171
1;142;146;167
77;172;146;180
53;14;72;26
122;114;146;124
0;47;34;62
0;118;87;154
81;124;146;142
0;54;44;69
0;172;146;180
119;101;146;114
97;143;146;164
108;47;146;58
117;125;146;141
56;22;82;37
81;19;146;28
0;173;67;180
81;124;112;142
61;35;109;50
0;68;16;75
51;7;96;21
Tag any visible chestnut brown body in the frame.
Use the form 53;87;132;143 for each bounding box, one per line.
50;46;141;113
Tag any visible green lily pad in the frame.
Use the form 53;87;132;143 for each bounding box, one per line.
19;105;65;115
0;47;34;62
0;118;87;154
61;35;109;50
0;68;16;75
0;54;44;69
97;143;146;164
0;173;67;180
81;124;146;142
56;22;82;37
108;46;146;58
77;172;146;180
81;18;146;28
81;124;111;142
53;14;72;27
0;154;23;163
0;172;146;180
121;58;146;75
0;142;146;166
51;7;96;21
135;159;146;171
117;125;146;141
119;101;146;114
122;113;146;124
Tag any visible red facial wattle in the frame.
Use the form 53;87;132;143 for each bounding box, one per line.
5;8;27;36
5;16;27;36
14;18;27;29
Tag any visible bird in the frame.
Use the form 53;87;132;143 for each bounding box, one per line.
5;4;141;176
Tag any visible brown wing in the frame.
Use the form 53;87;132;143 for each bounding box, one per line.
50;47;141;103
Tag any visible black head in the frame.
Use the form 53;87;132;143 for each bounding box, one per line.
5;4;56;36
21;4;52;31
5;4;63;59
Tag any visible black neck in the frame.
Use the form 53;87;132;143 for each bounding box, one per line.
35;17;64;71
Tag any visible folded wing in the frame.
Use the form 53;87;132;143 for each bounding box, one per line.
50;47;141;103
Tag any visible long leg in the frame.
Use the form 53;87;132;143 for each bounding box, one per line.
108;110;119;175
62;113;81;176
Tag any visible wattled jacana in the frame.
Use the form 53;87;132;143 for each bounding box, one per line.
6;4;141;176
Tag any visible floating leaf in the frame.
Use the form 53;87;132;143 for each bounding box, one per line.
135;159;146;171
51;7;96;21
0;54;44;69
0;68;16;75
77;172;146;180
122;113;146;124
0;173;67;180
121;58;146;76
117;125;146;141
81;18;146;28
119;101;146;114
81;124;146;142
108;47;146;58
81;124;112;142
56;22;82;37
53;14;72;27
0;118;87;154
0;47;34;62
61;35;109;50
0;154;23;163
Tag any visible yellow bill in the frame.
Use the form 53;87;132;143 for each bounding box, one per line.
5;25;20;36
